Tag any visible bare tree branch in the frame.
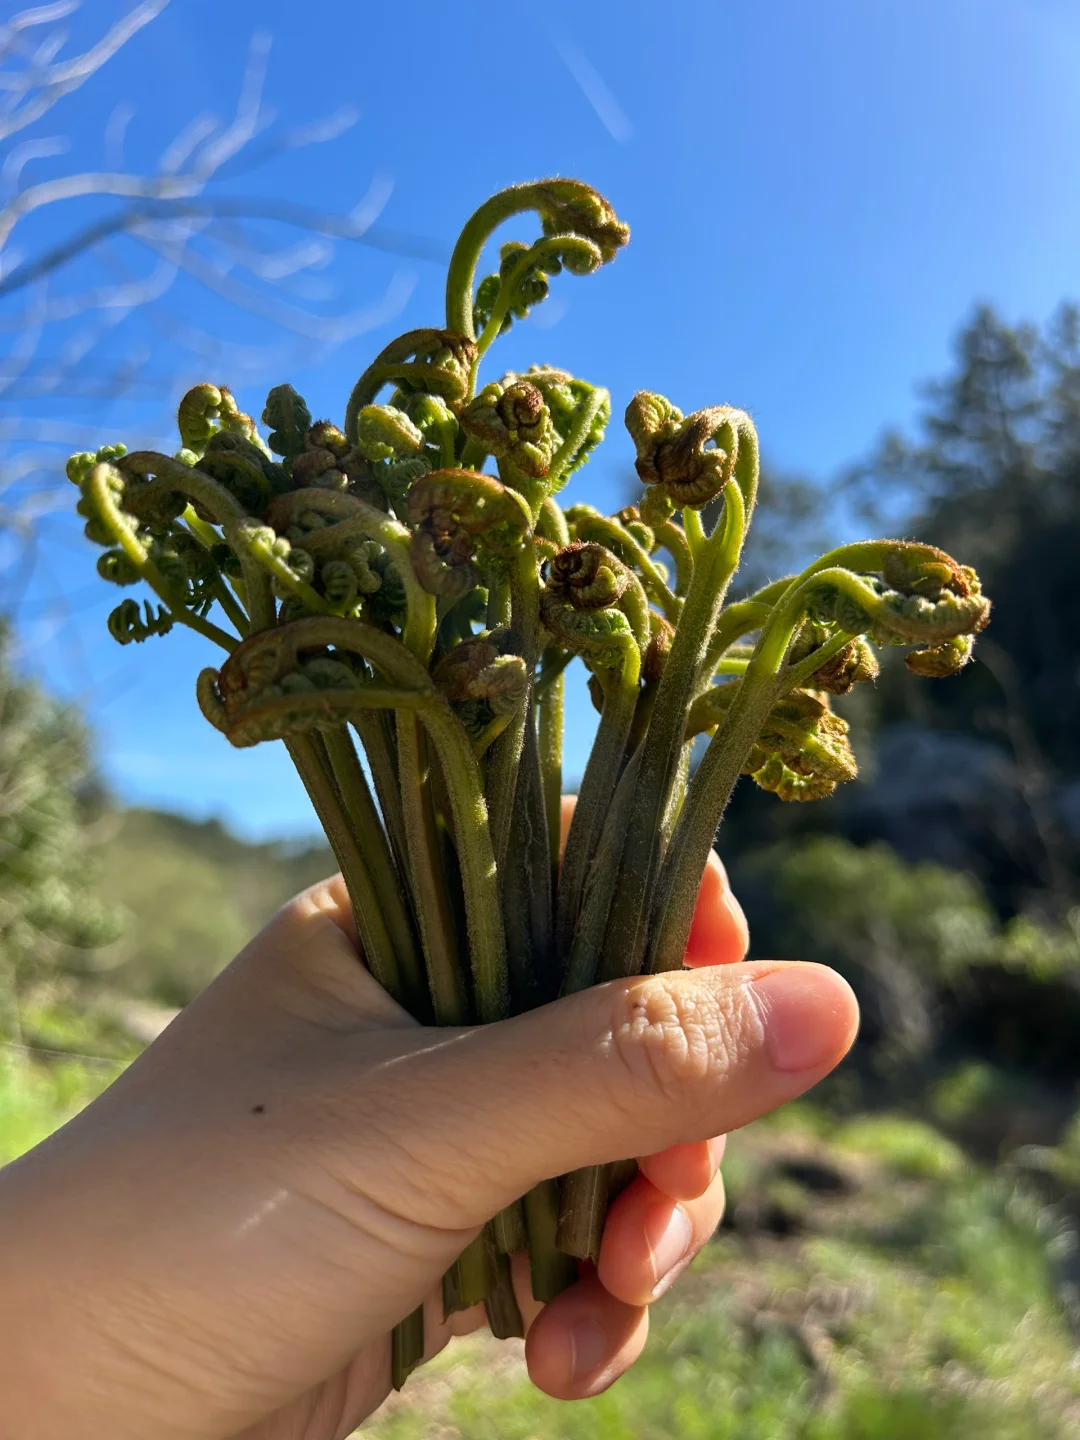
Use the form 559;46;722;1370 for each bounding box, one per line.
0;194;443;298
0;0;442;608
0;1;169;143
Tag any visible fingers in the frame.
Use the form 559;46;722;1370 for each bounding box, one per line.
225;875;417;1032
686;852;749;966
373;962;858;1229
598;1169;725;1306
525;1269;648;1400
559;793;577;852
637;1134;726;1200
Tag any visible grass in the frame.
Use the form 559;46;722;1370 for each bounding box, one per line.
362;1103;1080;1439
0;1048;120;1164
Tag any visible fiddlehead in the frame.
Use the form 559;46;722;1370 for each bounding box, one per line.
474;235;603;342
527;367;610;494
800;551;990;652
177;383;264;458
686;684;858;801
262;383;313;462
76;461;239;650
539;542;644;666
786;623;880;693
648;543;991;979
263;487;434;655
905;633;975;677
196;432;288;512
433;634;529;754
198;621;433;748
445;179;629;341
108;597;174;645
460;379;557;481
626;392;760;521
407;469;532;601
565;503;680;621
345;329;477;443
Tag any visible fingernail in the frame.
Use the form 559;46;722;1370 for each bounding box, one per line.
570;1317;607;1379
710;1135;727;1168
645;1201;692;1294
752;966;857;1073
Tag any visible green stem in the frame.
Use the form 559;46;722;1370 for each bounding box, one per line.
524;1180;578;1302
181;505;250;636
645;668;785;975
560;746;641;996
285;733;415;1011
181;504;220;550
471;234;599;389
484;1252;525;1339
454;1230;498;1308
491;1201;528;1254
391;1307;426;1391
683;504;707;562
398;715;468;1025
85;465;239;653
556;1163;607;1263
445;182;577;339
485;576;510;630
262;616;506;1023
555;650;641;964
547;386;610;492
420;700;508;1024
501;706;556;1011
485;546;540;872
459;436;489;471
350;713;409;886
654;518;693;594
595;480;748;983
700;599;775;683
538;665;564;890
534;648;572;699
538;494;571;547
319;725;427;1009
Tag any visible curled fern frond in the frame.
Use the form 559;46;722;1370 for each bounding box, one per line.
346;329;477;440
262;383;312;461
460;378;556;480
540;541;644;670
204;619;433;747
687;683;857;801
626;393;759;513
407;469;532;599
107;597;174;645
905;633;975;677
177;383;261;458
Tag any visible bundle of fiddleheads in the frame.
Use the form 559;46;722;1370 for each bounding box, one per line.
69;177;991;1387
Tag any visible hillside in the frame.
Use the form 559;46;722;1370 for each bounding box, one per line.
93;808;334;1007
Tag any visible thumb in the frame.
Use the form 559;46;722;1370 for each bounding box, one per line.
387;961;858;1228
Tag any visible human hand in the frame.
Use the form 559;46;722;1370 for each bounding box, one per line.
0;804;858;1440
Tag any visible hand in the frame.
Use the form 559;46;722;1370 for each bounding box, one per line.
0;804;858;1440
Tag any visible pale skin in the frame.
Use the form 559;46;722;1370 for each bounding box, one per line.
0;799;859;1439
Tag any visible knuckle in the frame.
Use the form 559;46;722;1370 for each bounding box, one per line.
607;975;760;1106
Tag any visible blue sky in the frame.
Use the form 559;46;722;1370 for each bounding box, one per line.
6;0;1080;837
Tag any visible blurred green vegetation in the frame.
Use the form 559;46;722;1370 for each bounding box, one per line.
359;1104;1080;1439
93;808;332;1007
